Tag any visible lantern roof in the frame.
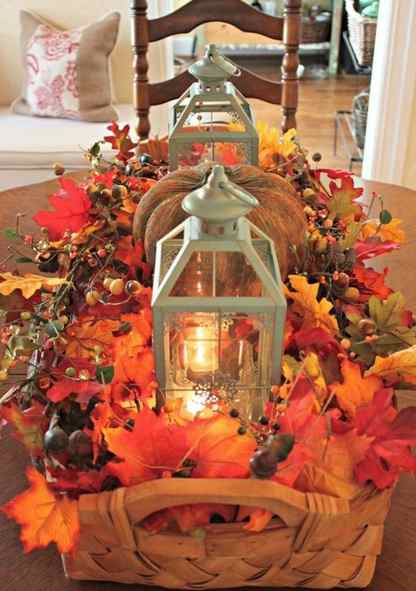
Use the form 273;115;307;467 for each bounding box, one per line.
182;165;259;223
189;44;239;84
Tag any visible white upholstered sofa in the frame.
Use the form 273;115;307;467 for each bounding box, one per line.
0;0;172;190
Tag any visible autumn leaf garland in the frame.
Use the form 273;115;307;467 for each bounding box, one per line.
1;122;416;556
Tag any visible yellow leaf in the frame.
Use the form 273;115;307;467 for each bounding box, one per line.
366;345;416;384
285;275;339;334
304;352;327;401
2;467;79;553
331;359;383;416
361;218;406;244
0;273;66;299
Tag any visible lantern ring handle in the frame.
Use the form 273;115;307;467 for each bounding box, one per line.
208;47;241;77
219;181;259;208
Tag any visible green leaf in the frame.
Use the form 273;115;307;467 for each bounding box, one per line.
379;209;393;225
339;222;362;250
327;192;361;221
4;228;19;240
89;141;102;157
96;365;114;384
45;320;64;337
15;257;33;264
369;292;404;331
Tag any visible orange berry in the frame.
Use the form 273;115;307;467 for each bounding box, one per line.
85;290;100;306
344;287;360;302
109;278;125;296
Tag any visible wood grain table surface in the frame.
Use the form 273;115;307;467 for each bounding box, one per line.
0;176;415;591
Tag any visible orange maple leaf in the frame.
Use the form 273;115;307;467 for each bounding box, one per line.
331;359;383;416
0;401;47;454
236;506;274;532
65;317;120;358
186;415;256;478
361;218;405;244
2;467;79;554
104;406;189;485
285;275;339;334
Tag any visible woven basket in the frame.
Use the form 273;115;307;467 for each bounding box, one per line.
301;14;331;45
63;478;392;589
346;0;377;67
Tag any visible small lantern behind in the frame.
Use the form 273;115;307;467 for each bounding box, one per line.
169;45;259;170
152;166;286;420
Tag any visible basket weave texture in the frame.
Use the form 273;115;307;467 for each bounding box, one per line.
63;478;392;589
346;0;377;67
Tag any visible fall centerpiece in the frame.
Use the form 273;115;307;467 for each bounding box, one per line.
0;118;415;589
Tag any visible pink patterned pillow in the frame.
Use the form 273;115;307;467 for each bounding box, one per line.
12;10;120;122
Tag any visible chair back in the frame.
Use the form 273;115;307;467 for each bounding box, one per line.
130;0;301;140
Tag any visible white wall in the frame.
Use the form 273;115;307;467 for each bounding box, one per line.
363;0;416;190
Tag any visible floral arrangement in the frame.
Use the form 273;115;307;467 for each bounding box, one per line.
1;122;415;556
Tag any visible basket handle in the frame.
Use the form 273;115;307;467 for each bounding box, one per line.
124;478;349;528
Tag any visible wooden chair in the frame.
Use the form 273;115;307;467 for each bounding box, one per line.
130;0;302;140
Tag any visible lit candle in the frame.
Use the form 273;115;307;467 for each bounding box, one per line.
184;324;218;378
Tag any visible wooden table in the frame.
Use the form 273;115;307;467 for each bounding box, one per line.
0;177;415;591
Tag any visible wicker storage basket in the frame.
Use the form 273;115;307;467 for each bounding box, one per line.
346;0;377;67
63;478;392;589
301;13;331;45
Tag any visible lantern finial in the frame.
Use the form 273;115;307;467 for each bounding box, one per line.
189;44;240;86
182;165;258;225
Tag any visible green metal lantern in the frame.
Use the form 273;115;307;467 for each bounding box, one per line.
152;165;286;420
169;44;259;171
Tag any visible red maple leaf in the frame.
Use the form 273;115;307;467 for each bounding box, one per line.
48;358;102;403
104;122;137;162
355;238;400;261
33;178;91;240
352;264;392;301
292;327;339;354
353;389;416;489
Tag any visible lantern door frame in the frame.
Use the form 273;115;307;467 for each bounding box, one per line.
169;81;259;169
152;216;286;391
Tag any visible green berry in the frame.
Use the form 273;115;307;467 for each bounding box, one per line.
65;367;77;378
238;426;247;436
259;416;269;426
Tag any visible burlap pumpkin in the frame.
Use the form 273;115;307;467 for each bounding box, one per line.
133;164;307;279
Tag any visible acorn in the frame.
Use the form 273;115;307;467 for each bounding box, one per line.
112;184;128;200
68;430;92;458
53;162;65;176
125;280;141;295
44;427;69;453
139;153;153;165
344;287;360;302
358;318;377;336
38;253;60;274
335;272;350;288
250;434;295;479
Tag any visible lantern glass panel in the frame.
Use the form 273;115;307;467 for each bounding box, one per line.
165;310;274;418
169;251;273;298
174;102;251;168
